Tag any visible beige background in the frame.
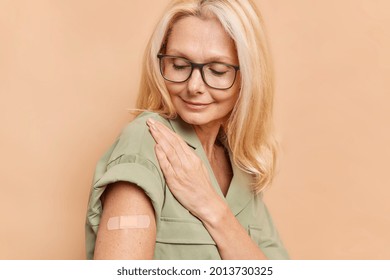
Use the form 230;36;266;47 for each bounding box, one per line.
0;0;389;259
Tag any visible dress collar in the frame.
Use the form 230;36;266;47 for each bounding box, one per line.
168;116;198;150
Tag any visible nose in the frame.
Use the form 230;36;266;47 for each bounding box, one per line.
187;67;206;95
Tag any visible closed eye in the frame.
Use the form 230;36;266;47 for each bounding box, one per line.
209;68;228;76
173;64;191;71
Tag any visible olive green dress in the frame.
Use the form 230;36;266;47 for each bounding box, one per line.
85;111;289;259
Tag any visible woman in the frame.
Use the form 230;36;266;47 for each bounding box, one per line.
86;0;289;260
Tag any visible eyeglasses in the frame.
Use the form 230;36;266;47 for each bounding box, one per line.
157;54;240;90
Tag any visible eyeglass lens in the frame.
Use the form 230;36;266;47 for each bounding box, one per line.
160;56;237;89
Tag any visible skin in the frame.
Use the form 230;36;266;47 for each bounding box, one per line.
94;16;266;259
93;183;156;259
161;16;240;195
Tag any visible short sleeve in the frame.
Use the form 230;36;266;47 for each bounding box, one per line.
249;195;290;260
85;112;166;259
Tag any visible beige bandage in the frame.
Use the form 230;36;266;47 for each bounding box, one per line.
107;215;150;230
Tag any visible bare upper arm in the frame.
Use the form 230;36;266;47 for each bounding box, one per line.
93;181;156;259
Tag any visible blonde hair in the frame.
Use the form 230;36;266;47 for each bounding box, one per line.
137;0;277;193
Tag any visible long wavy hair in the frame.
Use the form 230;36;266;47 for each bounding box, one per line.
136;0;277;193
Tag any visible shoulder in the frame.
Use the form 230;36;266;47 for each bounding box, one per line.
92;111;169;215
112;111;169;160
121;111;169;135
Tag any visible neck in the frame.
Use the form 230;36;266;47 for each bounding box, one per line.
193;123;223;159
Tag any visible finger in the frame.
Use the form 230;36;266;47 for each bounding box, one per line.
146;118;187;148
154;144;177;182
146;119;169;146
146;119;161;144
154;121;189;150
148;119;192;156
147;119;191;167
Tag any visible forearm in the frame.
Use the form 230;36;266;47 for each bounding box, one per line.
200;198;267;260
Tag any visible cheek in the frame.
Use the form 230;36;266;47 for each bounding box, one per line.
226;81;241;108
218;88;239;107
165;82;184;97
225;95;239;112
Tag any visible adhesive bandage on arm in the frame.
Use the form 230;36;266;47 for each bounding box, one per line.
107;215;150;230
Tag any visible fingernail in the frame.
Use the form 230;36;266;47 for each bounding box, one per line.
146;119;158;131
147;118;156;125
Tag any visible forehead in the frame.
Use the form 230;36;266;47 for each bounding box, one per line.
166;16;237;63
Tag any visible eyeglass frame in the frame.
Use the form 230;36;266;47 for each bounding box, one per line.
157;54;240;90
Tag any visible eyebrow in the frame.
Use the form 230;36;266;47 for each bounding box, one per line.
165;49;237;64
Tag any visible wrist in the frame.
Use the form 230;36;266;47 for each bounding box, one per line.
199;196;230;229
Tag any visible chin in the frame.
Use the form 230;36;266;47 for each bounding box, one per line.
176;109;227;128
178;111;208;126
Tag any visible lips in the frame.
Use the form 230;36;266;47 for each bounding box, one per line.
183;100;211;106
180;99;212;110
